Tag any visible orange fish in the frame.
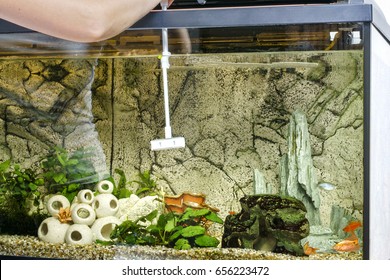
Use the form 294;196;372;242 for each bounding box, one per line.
343;220;362;233
345;231;358;241
228;211;236;215
333;239;360;252
333;220;362;252
303;241;319;255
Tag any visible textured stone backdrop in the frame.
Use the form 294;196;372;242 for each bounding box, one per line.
0;58;108;180
93;51;364;225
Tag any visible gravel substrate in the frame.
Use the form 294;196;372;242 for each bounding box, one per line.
0;234;362;260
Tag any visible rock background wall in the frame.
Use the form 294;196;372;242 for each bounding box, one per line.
0;51;364;226
0;59;108;180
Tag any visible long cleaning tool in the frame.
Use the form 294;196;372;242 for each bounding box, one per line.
150;1;186;151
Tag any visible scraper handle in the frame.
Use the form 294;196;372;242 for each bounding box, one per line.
161;0;169;11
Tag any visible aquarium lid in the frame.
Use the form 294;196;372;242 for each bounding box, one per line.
133;3;371;29
167;0;337;9
0;1;373;59
0;0;389;56
0;1;373;34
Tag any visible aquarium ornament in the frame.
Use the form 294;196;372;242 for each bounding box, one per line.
150;1;186;151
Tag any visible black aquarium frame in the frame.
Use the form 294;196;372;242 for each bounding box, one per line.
1;0;389;260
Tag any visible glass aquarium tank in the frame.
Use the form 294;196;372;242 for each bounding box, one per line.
0;0;389;260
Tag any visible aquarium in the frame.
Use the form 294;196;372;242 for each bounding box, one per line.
0;1;389;260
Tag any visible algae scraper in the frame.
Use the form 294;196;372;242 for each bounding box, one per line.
150;0;185;151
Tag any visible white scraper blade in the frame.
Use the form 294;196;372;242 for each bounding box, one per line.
150;137;186;151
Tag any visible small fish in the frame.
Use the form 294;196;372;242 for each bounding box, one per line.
318;182;336;191
333;220;362;252
303;241;319;255
333;239;360;252
343;220;362;233
228;211;237;215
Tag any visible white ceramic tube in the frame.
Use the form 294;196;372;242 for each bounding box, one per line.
38;217;70;244
91;216;121;242
71;203;96;226
65;224;93;245
96;180;114;194
46;195;70;217
77;189;95;204
92;193;119;218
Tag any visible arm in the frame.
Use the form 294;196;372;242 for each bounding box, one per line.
0;0;169;42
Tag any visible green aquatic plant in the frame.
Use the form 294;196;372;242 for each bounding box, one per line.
171;208;222;249
0;147;99;234
111;169;132;199
0;160;43;211
0;160;47;235
40;147;98;202
111;169;159;199
131;170;158;197
103;207;223;249
107;210;161;246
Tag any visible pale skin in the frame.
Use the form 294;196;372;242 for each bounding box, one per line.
0;0;174;42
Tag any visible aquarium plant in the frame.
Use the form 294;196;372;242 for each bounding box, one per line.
111;169;160;199
0;160;43;210
40;147;98;203
0;146;99;234
104;207;223;249
0;160;46;234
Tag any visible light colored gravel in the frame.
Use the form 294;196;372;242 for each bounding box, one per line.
0;234;362;260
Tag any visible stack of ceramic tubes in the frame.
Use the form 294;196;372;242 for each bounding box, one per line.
37;180;120;245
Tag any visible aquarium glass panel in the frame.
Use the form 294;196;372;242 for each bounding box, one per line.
0;23;364;259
